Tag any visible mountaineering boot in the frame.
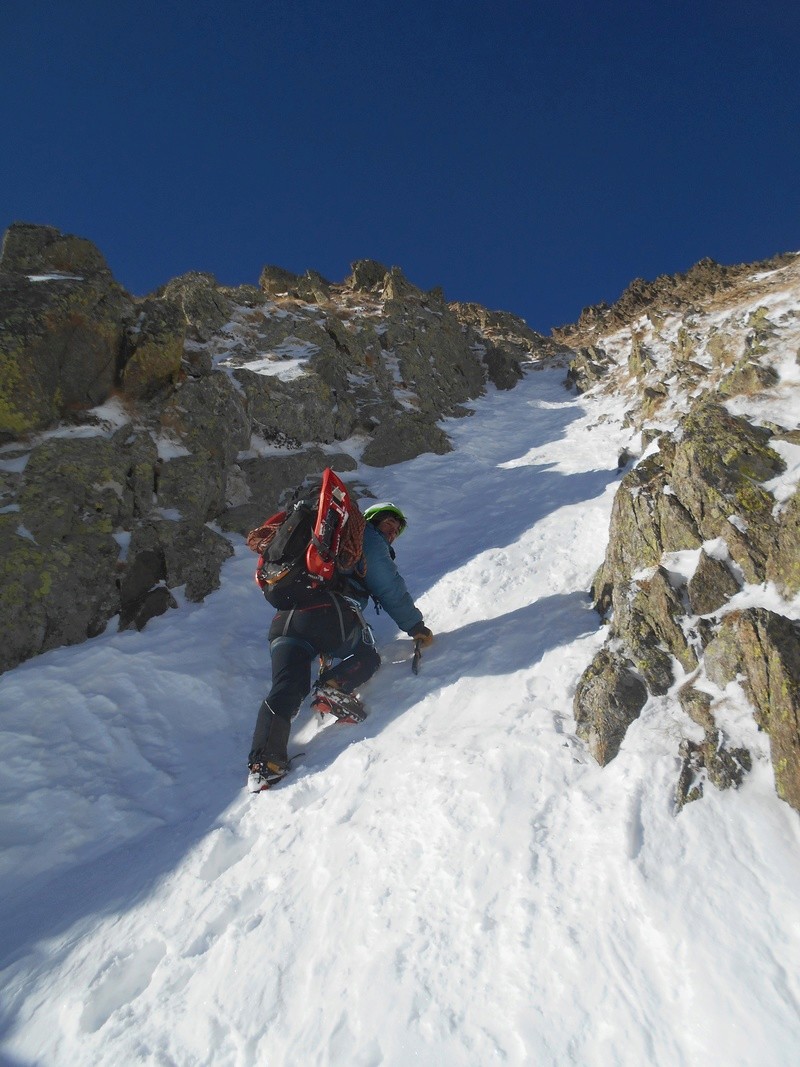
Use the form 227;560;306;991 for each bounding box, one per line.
311;682;367;724
247;711;291;792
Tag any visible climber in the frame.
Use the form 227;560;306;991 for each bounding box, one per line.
247;501;433;791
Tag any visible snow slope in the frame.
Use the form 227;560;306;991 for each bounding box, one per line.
1;367;799;1067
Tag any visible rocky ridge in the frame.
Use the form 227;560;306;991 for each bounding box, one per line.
563;251;800;813
0;223;544;674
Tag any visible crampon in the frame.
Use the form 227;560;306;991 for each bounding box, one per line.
311;684;367;724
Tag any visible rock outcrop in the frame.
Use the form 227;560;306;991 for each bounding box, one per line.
568;250;800;813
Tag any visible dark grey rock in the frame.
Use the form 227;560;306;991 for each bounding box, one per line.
0;221;112;277
687;550;741;615
768;488;800;596
675;734;752;810
671;401;784;584
704;609;800;811
347;259;390;292
361;412;453;467
574;648;649;765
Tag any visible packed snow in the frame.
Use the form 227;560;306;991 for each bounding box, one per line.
1;365;799;1067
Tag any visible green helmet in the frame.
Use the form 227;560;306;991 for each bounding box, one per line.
363;501;407;535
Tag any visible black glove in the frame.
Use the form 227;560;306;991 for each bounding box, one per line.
409;623;434;648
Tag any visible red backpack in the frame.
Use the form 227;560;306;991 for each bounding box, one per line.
247;468;364;608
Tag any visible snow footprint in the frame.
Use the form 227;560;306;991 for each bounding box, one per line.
79;939;166;1033
625;786;646;860
198;826;252;881
185;884;270;957
287;777;327;811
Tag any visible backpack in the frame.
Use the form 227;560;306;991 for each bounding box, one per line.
247;468;365;609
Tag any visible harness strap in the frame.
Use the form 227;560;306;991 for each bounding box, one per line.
329;592;347;643
269;634;316;657
340;594;376;648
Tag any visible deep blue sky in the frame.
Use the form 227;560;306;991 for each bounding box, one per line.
2;1;798;333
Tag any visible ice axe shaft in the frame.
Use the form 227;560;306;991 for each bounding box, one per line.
412;639;422;674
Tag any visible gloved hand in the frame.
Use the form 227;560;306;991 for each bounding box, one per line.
409;623;434;647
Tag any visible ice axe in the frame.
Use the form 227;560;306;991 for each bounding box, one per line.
411;638;422;674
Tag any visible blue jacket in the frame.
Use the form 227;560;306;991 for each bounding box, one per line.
346;523;423;634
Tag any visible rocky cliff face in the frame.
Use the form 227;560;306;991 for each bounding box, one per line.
561;252;800;813
0;223;546;673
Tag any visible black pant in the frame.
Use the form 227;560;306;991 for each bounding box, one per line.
249;596;381;760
